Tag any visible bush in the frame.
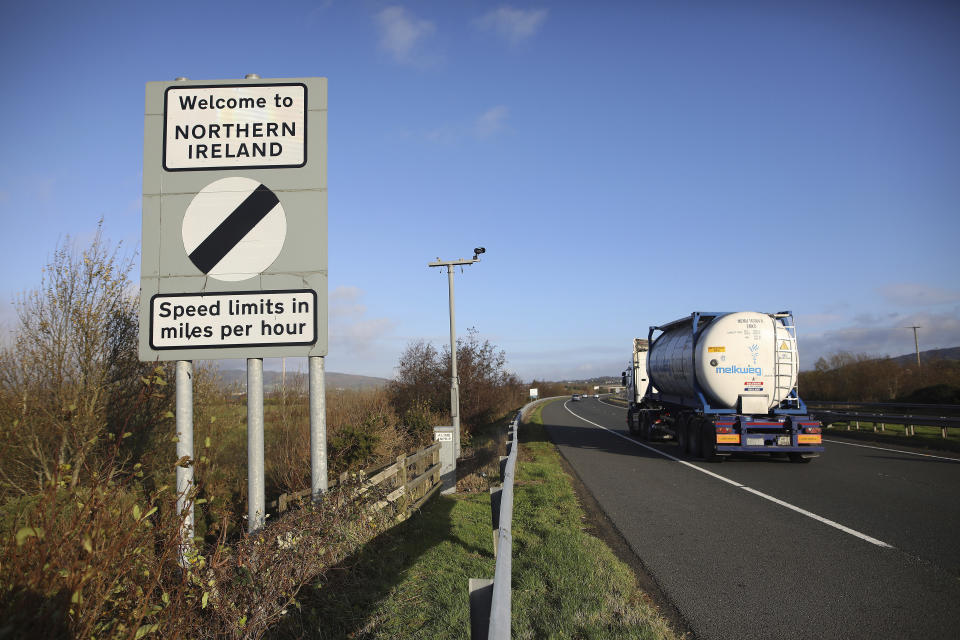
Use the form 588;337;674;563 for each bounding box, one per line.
0;454;393;639
0;224;173;499
388;329;524;439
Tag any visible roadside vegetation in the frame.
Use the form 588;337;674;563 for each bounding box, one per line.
800;352;960;403
0;229;525;638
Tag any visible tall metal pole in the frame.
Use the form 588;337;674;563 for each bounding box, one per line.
447;265;461;458
429;251;483;459
247;357;265;532
310;355;328;498
175;360;194;566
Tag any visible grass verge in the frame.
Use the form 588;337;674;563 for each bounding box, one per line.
276;407;680;639
511;403;679;639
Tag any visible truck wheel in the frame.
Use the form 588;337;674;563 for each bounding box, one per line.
676;416;688;455
701;421;723;462
641;412;652;442
627;410;637;435
789;453;813;464
688;418;702;459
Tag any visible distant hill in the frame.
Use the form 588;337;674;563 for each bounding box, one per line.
214;369;388;392
557;376;622;385
888;346;960;367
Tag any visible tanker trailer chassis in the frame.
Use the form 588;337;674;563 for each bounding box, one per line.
630;405;823;463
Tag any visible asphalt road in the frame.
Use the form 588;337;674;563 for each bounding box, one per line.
541;397;960;640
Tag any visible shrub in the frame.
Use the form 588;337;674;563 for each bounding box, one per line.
388;329;524;439
0;224;172;499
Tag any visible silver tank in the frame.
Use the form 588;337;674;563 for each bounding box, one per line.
647;311;798;411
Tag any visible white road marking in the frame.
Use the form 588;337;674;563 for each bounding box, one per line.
598;397;625;409
823;438;960;462
561;401;894;549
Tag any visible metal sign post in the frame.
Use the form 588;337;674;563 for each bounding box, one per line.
175;360;194;564
310;356;328;497
140;75;328;537
247;358;265;531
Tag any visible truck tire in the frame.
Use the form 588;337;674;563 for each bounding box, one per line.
700;421;723;462
688;417;702;459
627;409;637;435
789;453;813;463
676;416;688;455
640;411;651;441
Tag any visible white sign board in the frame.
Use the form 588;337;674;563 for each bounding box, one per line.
529;388;539;399
139;76;327;362
164;83;306;171
150;290;316;350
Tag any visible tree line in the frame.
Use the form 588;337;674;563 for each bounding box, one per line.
799;352;960;403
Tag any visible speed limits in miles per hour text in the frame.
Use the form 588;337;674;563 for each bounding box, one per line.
150;290;316;350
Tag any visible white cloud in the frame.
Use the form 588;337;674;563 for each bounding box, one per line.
474;105;509;138
878;282;960;307
375;6;436;65
330;286;366;318
424;124;459;145
328;286;396;358
476;6;548;44
418;106;511;144
331;285;362;302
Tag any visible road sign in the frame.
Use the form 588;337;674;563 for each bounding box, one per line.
164;83;306;171
139;77;327;361
181;177;286;281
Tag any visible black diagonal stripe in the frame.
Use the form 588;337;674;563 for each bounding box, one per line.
188;184;279;274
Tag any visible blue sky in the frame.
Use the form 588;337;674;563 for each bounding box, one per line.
1;1;958;380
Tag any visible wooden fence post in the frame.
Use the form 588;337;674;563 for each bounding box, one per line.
397;454;408;517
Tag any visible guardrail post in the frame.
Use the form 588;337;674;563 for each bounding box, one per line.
434;426;457;494
490;485;502;558
469;578;494;640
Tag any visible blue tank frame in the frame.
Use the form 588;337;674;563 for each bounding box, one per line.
647;310;810;416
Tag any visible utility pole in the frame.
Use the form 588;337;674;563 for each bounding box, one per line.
428;247;485;458
905;326;921;369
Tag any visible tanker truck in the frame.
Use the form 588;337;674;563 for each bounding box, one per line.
622;311;823;463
